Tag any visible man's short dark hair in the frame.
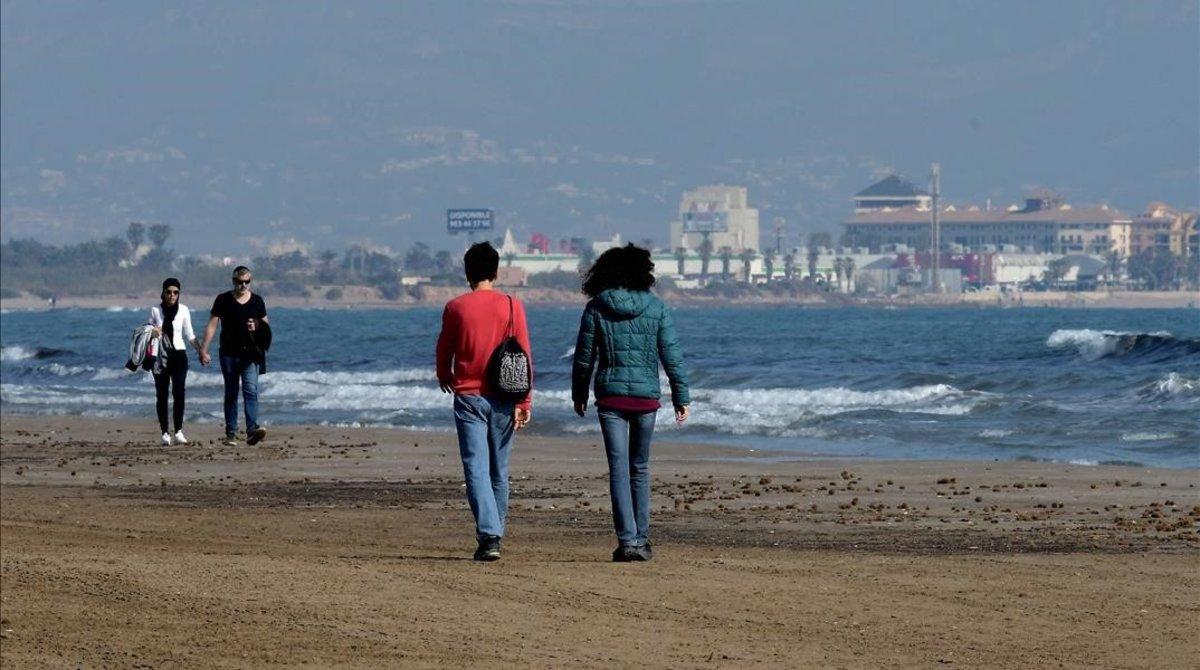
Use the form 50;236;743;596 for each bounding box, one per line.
232;265;252;278
463;243;499;285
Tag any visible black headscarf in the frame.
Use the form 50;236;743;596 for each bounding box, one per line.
160;278;180;342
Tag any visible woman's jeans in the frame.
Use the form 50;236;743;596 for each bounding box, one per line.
598;408;656;547
219;354;260;437
453;395;516;541
153;350;189;433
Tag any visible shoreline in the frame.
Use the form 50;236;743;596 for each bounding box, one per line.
2;414;1198;668
3;288;1196;311
2;411;1194;471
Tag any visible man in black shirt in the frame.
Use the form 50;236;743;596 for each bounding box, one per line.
199;266;269;446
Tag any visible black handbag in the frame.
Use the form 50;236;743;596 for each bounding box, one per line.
485;296;531;401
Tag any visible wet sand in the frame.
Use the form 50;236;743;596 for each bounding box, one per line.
1;415;1198;668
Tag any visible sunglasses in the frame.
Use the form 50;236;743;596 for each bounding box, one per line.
233;279;251;286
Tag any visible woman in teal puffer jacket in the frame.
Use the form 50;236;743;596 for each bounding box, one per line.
572;244;690;562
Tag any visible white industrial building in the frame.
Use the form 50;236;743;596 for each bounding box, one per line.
669;185;760;252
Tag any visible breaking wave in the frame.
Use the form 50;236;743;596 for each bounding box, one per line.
1139;372;1200;400
562;384;988;437
1;345;71;362
1047;329;1200;362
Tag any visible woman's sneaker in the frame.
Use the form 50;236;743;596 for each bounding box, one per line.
612;545;638;562
634;543;653;561
473;536;502;561
173;430;188;445
223;433;239;446
160;432;172;446
247;427;267;446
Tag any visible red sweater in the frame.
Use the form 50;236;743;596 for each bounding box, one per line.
435;289;533;411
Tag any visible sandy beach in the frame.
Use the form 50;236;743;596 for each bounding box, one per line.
1;414;1197;668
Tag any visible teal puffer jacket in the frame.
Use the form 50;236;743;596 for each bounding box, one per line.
571;289;690;408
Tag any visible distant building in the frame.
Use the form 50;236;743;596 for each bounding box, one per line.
1131;202;1199;257
669;185;759;252
842;178;1132;255
853;175;931;213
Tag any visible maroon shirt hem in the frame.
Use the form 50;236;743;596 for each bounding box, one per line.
596;396;662;412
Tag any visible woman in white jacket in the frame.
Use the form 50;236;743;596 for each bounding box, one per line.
149;278;201;445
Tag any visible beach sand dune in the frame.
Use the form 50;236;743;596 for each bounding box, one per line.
2;415;1197;668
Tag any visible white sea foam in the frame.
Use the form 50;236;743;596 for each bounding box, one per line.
91;367;141;381
1;346;35;362
0;383;144;406
1046;328;1172;360
1152;372;1199;397
1068;459;1099;466
265;368;435;386
979;429;1014;438
41;363;96;377
1120;432;1177;442
560;346;576;359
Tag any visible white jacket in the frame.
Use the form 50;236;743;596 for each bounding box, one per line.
148;304;196;354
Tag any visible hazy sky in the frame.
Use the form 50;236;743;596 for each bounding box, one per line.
2;0;1197;254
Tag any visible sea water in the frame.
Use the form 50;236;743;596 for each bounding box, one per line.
1;305;1197;468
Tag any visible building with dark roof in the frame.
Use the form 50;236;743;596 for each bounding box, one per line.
843;186;1133;254
853;175;931;213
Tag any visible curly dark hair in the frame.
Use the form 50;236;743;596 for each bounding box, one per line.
582;244;656;297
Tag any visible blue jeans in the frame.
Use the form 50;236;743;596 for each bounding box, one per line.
219;354;260;437
453;395;516;540
598;408;656;547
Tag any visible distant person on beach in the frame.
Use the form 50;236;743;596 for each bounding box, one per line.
148;277;201;445
199;266;270;447
436;242;533;561
572;244;690;562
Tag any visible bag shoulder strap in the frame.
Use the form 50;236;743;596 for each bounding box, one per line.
506;295;515;338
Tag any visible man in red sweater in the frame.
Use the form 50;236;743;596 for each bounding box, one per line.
436;242;533;561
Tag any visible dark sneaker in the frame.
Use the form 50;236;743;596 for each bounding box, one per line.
223;434;239;447
473;536;501;562
634;543;653;561
612;545;638;562
246;427;267;446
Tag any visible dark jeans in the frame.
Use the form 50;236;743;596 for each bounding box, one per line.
219;353;260;437
598;408;656;546
153;350;189;433
453;395;516;540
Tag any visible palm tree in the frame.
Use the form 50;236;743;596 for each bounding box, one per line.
673;247;687;276
125;222;145;251
1103;250;1121;287
718;246;733;280
147;224;172;249
698;234;713;280
761;248;776;283
783;252;796;281
807;232;830;280
739;248;757;283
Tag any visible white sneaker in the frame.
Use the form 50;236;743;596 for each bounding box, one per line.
161;432;172;446
173;430;188;445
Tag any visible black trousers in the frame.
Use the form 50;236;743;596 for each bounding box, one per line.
153;350;190;433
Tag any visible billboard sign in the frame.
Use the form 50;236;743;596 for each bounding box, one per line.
682;210;728;233
447;209;494;232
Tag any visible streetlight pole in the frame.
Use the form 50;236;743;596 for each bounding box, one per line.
930;163;942;293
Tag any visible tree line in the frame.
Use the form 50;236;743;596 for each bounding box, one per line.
0;223;470;299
